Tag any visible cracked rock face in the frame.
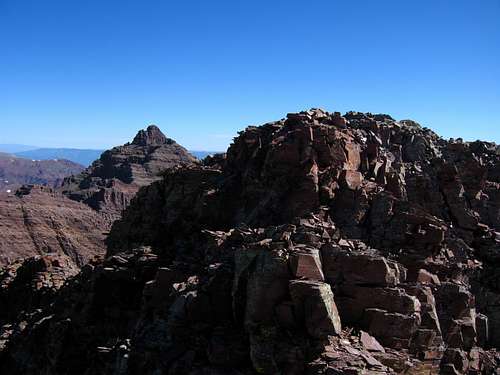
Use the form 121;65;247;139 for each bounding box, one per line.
1;109;500;374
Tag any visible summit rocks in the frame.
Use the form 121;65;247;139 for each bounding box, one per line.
1;109;500;374
131;124;169;146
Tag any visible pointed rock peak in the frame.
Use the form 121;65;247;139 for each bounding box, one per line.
132;125;169;146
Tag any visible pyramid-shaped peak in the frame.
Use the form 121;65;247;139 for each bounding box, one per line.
132;125;168;146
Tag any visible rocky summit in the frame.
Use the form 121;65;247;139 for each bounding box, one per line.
60;125;198;222
1;109;500;374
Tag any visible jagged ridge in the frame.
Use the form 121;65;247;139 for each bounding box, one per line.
1;109;500;374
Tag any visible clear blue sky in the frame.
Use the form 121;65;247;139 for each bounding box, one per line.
1;0;499;150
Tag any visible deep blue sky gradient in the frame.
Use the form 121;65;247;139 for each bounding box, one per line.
1;0;499;150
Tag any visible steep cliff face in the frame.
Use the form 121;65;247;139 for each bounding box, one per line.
1;109;500;374
0;186;107;266
61;125;198;222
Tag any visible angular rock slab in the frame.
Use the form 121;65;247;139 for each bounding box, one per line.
233;247;290;325
289;247;325;281
289;280;342;338
360;330;385;353
321;250;405;287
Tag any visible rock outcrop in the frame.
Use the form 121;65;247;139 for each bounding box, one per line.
60;125;197;222
1;109;500;374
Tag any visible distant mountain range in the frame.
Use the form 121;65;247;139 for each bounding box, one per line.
15;148;105;166
0;145;221;166
0;144;39;153
0;152;84;192
189;150;219;160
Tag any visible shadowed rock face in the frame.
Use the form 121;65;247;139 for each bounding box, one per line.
60;125;197;222
0;253;80;324
1;109;500;374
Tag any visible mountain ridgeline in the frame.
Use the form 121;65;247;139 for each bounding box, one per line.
1;112;500;374
0;152;84;192
0;125;198;266
14;148;105;167
0;145;219;167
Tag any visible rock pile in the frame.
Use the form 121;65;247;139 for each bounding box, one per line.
1;109;500;374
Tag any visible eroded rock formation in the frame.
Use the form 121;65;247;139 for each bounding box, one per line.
1;109;500;374
61;125;197;222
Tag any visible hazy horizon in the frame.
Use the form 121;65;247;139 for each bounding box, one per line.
0;142;224;153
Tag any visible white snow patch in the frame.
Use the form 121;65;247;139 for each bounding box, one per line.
6;190;11;194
